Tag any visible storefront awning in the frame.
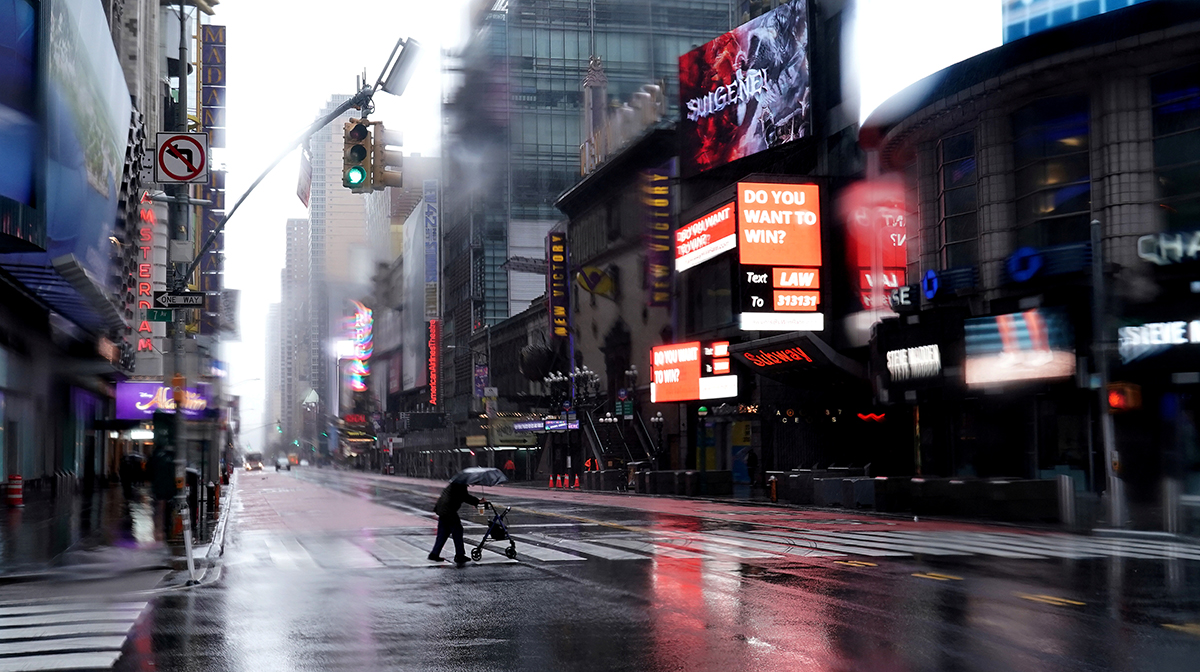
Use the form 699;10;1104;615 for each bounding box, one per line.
730;332;864;382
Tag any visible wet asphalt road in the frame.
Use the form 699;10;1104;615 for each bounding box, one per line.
99;468;1200;671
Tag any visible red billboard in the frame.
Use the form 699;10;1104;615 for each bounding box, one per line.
737;182;821;266
676;203;736;272
678;1;811;176
650;341;738;403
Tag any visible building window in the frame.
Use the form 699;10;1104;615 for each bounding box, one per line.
1012;95;1091;247
1151;63;1200;231
938;131;978;268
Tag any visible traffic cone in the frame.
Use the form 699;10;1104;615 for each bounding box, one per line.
555;474;562;489
548;476;555;489
573;475;580;489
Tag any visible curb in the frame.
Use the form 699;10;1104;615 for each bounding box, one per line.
158;476;235;590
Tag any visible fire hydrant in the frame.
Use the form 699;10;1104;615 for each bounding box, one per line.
768;475;778;503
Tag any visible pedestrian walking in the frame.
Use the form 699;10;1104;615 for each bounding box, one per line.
428;481;485;565
503;458;516;481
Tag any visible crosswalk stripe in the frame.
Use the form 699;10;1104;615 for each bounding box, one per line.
300;538;385;569
856;531;1045;559
515;534;647;561
802;530;967;556
938;533;1103;559
1071;537;1200;560
705;531;845;558
590;537;706;559
0;651;125;672
0;623;136;642
0;603;147;618
653;534;779;559
0;610;145;628
913;532;1168;560
747;530;909;557
499;541;584;562
0;635;129;656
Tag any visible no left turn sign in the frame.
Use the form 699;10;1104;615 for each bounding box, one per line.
156;132;209;183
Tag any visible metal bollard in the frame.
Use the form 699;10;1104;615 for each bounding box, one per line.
768;475;778;503
1056;474;1075;527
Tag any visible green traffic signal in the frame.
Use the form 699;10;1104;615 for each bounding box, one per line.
293;439;299;446
347;165;367;185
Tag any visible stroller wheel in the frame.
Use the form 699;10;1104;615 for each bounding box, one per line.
504;546;517;560
470;547;482;562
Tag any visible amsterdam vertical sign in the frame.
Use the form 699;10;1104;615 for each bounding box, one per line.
546;231;569;338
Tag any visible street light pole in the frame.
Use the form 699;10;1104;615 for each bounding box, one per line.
1091;218;1123;527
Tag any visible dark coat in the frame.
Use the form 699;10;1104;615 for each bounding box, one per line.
433;482;479;524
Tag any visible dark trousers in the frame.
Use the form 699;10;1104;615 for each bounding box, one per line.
431;516;465;558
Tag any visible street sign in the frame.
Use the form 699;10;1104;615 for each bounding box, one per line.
617;387;628;401
145;308;173;322
156;132;209;183
483;386;498;398
153;291;205;308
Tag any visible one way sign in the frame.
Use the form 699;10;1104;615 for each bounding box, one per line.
153;291;206;308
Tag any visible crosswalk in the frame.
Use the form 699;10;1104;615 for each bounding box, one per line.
0;600;148;671
224;526;1200;572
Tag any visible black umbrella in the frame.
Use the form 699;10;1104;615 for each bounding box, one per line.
450;467;508;487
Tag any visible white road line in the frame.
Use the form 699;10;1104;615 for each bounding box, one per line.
0;603;146;618
500;542;585;562
747;530;909;557
802;530;967;556
0;623;136;642
897;531;1170;560
654;534;780;559
940;533;1104;560
590;537;706;559
706;531;846;558
299;538;385;569
0;610;145;628
0;635;129;656
857;531;1046;559
515;535;647;561
0;651;124;672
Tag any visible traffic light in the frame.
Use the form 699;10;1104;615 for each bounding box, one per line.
276;420;282;434
342;119;373;192
293;439;300;447
369;121;404;190
1107;382;1142;413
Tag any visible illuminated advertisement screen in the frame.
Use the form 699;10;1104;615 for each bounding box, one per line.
737;182;823;332
676;203;735;272
964;307;1075;386
650;341;738;403
116;382;211;420
678;1;810;176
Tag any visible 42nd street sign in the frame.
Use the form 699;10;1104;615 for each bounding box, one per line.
153;291;206;309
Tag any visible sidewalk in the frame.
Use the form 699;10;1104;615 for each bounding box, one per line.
0;484;171;584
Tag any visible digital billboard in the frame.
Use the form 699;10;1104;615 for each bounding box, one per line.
737;182;823;332
676;203;735;272
650;341;738;403
0;0;37;209
964;307;1075;386
678;1;811;176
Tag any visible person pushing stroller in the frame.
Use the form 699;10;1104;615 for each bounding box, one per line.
428;481;486;565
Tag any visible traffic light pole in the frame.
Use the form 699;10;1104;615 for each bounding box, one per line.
1091;218;1123;527
170;3;197;580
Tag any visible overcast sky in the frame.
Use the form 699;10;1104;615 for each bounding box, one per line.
217;0;1000;452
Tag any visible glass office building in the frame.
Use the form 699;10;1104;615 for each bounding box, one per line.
441;0;737;414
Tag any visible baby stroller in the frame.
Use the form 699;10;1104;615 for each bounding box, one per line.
471;501;517;561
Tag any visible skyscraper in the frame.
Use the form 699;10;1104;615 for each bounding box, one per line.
280;218;310;447
440;0;737;424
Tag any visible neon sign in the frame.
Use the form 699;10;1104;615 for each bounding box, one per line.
344;300;373;392
428;319;440;405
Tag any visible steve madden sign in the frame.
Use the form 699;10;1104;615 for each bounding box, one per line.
1137;230;1200;266
1118;320;1200;363
887;345;942;382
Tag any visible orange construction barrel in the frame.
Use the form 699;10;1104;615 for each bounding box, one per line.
6;475;23;508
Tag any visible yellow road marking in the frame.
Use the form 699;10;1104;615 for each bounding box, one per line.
835;560;878;567
1016;592;1085;607
1163;623;1200;637
912;572;963;581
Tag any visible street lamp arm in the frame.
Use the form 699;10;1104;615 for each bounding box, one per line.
182;85;375;286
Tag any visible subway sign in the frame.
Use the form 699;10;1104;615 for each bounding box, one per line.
650;341;738;403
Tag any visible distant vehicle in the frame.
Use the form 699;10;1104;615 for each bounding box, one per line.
275;456;290;471
288;453;299;465
299;459;310;467
245;452;264;471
